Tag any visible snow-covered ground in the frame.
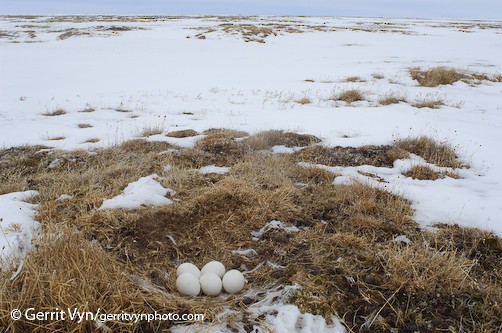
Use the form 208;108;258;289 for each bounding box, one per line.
1;16;501;231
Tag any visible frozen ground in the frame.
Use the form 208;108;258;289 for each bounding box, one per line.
0;15;501;331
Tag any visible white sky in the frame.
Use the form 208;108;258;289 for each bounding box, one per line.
1;0;501;19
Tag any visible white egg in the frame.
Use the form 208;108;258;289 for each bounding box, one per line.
176;262;201;278
201;261;226;278
176;273;201;296
222;269;245;294
199;272;223;296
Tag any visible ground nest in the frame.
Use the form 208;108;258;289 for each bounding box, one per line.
0;129;500;332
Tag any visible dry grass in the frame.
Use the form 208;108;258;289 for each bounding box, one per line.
47;136;65;141
294;145;408;168
140;125;164;137
166;129;198;138
0;130;499;332
395;136;462;168
84;138;100;143
203;128;248;138
378;92;407;105
410;67;465;87
78;107;95;113
334;89;365;103
371;73;384;80
410;66;498;87
77;123;93;128
344;76;366;83
242;130;321;151
411;96;445;109
403;165;460;180
295;96;311;105
42;108;66;116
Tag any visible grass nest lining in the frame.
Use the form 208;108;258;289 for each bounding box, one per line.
0;130;499;332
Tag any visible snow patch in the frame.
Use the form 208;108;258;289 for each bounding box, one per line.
99;174;175;210
198;165;230;174
251;220;301;240
0;191;40;270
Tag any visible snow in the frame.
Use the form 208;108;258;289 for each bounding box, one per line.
99;174;175;210
171;284;346;333
299;151;501;232
0;191;40;270
198;165;230;174
251;220;301;240
270;145;299;154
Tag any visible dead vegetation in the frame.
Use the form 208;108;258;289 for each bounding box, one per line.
77;123;93;128
83;138;100;143
295;145;408;168
403;165;460;180
42;108;67;116
395;136;463;168
241;130;320;151
344;76;366;83
411;96;445;109
47;136;65;141
333;89;365;103
378;92;407;105
192;22;304;43
295;96;312;105
140;125;164;137
166;129;199;138
410;66;500;87
0;130;498;332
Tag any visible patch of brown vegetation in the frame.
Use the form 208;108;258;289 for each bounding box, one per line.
242;130;321;151
78;107;95;113
77;123;93;128
411;96;445;109
166;129;199;138
378;92;407;105
0;129;498;333
203;128;249;138
42;108;66;116
58;29;89;40
410;66;497;87
344;76;366;82
140;125;164;137
335;89;365;103
295;96;311;104
403;165;460;180
395;136;462;168
84;138;100;143
47;136;65;141
294;145;408;168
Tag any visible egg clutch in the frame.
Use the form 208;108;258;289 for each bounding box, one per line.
176;261;245;296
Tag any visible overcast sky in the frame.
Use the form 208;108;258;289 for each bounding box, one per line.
1;0;501;19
